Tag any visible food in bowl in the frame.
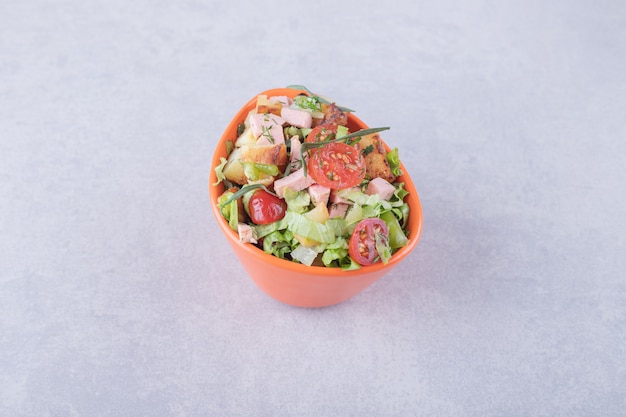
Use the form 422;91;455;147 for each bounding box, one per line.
213;85;412;270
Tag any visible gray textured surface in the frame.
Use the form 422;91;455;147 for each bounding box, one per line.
1;0;625;416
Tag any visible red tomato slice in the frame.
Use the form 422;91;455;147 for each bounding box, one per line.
307;142;366;189
348;218;390;265
305;125;337;143
247;189;287;225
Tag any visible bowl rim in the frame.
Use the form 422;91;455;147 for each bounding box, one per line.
209;87;423;277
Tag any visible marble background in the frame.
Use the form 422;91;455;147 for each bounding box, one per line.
1;0;625;416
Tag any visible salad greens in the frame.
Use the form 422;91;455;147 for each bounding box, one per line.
214;86;411;269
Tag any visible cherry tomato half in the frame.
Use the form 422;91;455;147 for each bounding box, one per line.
348;218;390;266
247;189;287;225
305;124;337;143
307;142;366;189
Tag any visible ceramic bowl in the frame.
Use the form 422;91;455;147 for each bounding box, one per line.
209;87;423;307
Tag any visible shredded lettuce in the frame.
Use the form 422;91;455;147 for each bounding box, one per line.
320;237;349;267
391;182;409;202
243;162;279;181
362;204;383;220
216;90;412;270
283;188;311;213
217;190;239;231
381;211;409;249
375;230;392;264
214;157;228;185
300;127;312;138
325;218;348;237
388;183;410;228
336;125;349;139
344;203;363;227
252;217;288;239
342;189;382;207
283;211;336;244
291;245;318;266
339;257;361;271
248;179;410;266
386;148;403;177
263;230;295;259
389;203;410;229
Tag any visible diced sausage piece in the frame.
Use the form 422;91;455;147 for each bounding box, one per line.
256;124;285;145
280;107;313;128
365;177;396;200
289;136;303;169
273;168;316;198
308;184;330;206
329;203;350;219
238;224;258;244
249;113;285;143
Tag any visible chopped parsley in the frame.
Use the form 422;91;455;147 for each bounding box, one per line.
361;144;374;156
293;95;322;112
237;123;246;136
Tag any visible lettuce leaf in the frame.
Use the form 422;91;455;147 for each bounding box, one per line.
336;125;349;139
344;203;363;227
291;245;318;266
375;229;392;264
263;230;295;259
325;218;348;237
243;162;279;181
214;157;228;185
284;211;336;244
381;211;409;249
386;148;403;177
339;257;361;271
283;188;311;213
252;217;289;239
320;237;348;267
217;190;239;231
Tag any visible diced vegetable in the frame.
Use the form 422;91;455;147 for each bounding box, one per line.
215;86;410;268
381;211;408;249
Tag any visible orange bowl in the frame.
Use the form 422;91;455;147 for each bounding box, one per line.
209;87;423;308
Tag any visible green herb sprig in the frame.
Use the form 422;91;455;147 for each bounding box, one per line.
260;125;275;143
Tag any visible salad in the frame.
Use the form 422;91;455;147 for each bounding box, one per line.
214;86;411;270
